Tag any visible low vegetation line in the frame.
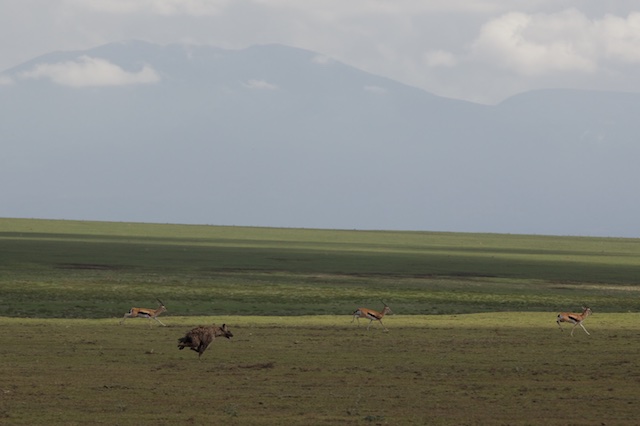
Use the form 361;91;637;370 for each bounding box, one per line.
3;312;638;330
1;218;640;319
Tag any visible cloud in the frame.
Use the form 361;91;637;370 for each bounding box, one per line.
312;54;333;65
467;9;640;77
0;74;14;86
243;79;278;90
470;10;597;76
64;0;230;16
424;50;457;68
19;56;161;87
251;0;502;15
4;1;640;105
600;12;640;63
364;85;388;94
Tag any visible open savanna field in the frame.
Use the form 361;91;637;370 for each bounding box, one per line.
1;218;640;424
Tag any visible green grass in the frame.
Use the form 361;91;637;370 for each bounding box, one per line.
1;314;639;425
2;218;640;423
1;218;640;318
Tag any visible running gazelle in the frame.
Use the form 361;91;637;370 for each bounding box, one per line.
352;301;392;331
556;306;592;336
120;298;167;327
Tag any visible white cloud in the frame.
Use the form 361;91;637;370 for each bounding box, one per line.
251;0;502;15
64;0;230;16
600;12;640;63
364;85;388;94
243;79;278;90
312;54;333;65
3;1;640;104
19;56;161;87
424;50;457;68
0;74;14;86
470;10;597;76
467;9;640;77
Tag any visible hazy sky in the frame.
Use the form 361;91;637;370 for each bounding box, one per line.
2;0;640;104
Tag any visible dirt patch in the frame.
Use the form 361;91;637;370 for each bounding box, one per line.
56;263;120;270
237;362;275;370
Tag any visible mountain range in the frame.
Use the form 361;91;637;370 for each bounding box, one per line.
2;40;639;237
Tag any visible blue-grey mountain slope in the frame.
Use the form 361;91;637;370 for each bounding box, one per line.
1;41;638;237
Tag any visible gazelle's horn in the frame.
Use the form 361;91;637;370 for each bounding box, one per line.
156;298;165;306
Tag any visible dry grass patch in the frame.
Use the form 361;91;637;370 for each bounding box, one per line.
1;314;639;425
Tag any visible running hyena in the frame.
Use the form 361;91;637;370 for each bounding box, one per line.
177;324;233;358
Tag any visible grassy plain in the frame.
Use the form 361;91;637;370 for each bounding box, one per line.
1;315;640;425
1;218;640;318
1;218;640;424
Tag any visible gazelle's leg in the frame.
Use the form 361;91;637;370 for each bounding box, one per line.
570;324;578;336
579;323;590;335
557;320;563;331
152;317;166;326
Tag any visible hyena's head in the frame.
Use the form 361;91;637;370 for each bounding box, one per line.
217;324;233;339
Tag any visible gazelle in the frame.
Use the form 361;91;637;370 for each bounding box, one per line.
557;306;592;336
352;301;392;331
120;298;167;327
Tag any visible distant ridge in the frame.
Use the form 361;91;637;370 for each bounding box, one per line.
1;41;639;238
